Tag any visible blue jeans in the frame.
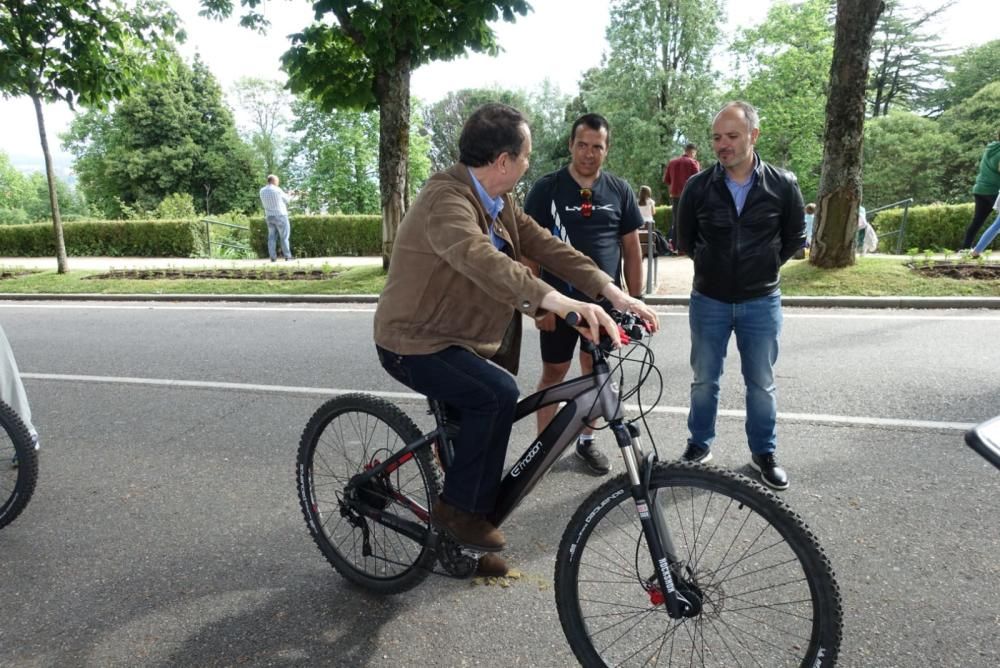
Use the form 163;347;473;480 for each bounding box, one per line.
266;215;292;259
687;290;782;455
376;345;519;514
972;206;1000;254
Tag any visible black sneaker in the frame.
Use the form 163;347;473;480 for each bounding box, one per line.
576;439;611;475
751;453;789;490
681;443;712;463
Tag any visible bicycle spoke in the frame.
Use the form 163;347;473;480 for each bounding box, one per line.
557;463;839;667
298;395;439;592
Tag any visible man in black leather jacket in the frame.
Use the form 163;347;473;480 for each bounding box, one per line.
676;100;805;491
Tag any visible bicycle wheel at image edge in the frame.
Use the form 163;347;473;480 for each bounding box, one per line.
555;461;842;667
0;400;38;530
296;393;441;594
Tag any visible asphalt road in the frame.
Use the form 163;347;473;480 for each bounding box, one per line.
0;301;998;667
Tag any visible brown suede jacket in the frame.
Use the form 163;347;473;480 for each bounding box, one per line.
374;164;613;375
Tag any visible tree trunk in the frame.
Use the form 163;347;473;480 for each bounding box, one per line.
31;94;69;273
375;56;411;271
810;0;885;269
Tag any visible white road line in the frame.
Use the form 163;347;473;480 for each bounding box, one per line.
22;372;974;431
0;303;377;313
3;302;1000;321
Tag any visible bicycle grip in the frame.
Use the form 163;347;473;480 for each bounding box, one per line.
565;311;581;328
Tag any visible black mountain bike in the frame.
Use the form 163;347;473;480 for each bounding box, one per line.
0;399;38;529
296;311;843;667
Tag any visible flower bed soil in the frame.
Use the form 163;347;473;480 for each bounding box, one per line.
910;262;1000;280
84;268;338;281
0;270;41;280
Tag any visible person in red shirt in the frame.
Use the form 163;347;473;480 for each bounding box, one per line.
663;143;700;252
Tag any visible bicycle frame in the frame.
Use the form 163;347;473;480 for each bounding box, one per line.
351;337;691;616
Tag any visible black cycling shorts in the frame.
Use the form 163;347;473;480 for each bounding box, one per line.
539;315;584;364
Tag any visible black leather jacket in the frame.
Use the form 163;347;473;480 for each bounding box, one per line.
677;156;805;303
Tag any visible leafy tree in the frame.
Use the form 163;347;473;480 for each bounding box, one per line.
938;81;1000;177
0;150;85;224
730;0;834;201
23;172;88;222
932;40;1000;114
283;99;381;215
64;54;260;218
231;77;291;176
282;97;430;215
867;0;952;117
583;0;720;195
155;193;198;219
0;150;29;214
524;80;574;193
406;99;432;208
202;0;531;269
424;88;530;175
862;112;965;206
0;0;180;272
810;0;885;268
421;84;571;201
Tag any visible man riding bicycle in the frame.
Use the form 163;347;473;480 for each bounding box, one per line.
373;103;659;576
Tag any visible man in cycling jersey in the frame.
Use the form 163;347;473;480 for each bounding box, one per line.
524;113;645;476
374;103;659;577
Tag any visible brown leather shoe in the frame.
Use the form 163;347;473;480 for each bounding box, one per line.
432;498;505;552
476;553;509;577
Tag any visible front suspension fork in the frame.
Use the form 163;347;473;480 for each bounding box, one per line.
612;422;696;619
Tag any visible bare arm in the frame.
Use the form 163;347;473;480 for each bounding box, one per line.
621;230;644;297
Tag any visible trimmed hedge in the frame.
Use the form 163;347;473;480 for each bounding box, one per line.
251;214;381;257
1;208;678;259
0;219;202;257
872;203;999;252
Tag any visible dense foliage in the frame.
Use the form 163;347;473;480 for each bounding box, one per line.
0;0;182;270
579;0;721;199
63;54;260;218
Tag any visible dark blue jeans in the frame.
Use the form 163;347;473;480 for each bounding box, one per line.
687;290;782;455
376;345;519;514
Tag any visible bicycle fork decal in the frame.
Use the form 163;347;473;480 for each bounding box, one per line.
567;488;626;560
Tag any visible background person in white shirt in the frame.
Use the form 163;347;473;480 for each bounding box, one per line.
259;174;293;261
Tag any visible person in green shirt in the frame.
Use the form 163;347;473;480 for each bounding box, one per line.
960;131;1000;250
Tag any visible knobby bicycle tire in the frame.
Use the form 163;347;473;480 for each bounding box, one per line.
555;461;842;667
0;400;38;530
296;393;442;594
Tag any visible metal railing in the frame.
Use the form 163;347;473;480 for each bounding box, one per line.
201;218;250;257
867;198;913;254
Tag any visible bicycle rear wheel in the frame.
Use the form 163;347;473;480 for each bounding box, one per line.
555;461;842;667
0;400;38;530
297;393;441;594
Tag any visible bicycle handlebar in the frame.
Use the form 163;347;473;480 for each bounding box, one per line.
564;309;650;352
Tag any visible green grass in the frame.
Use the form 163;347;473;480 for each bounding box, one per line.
0;265;388;295
780;256;1000;297
0;257;997;297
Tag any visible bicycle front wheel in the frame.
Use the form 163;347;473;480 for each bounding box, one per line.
555;461;842;667
297;393;441;594
0;400;38;530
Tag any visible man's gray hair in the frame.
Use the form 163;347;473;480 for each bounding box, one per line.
266;174;279;184
717;101;760;132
